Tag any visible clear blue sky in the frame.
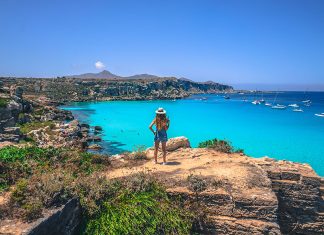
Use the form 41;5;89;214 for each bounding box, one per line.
0;0;323;90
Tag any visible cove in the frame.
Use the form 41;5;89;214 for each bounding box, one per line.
61;92;324;176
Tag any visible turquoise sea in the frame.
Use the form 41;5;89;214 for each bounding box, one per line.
61;92;324;176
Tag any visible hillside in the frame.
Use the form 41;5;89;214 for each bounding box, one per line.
67;70;173;80
0;76;233;102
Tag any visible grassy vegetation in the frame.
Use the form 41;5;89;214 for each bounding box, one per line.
0;146;109;193
0;147;193;233
0;146;111;221
131;145;148;160
198;138;244;154
0;97;9;108
84;173;192;235
18;121;55;134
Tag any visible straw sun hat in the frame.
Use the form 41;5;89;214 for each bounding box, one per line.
155;107;166;115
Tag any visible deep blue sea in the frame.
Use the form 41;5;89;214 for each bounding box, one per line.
61;92;324;176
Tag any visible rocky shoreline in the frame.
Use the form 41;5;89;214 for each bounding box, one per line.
0;76;232;152
1;81;324;234
1;137;323;234
0;77;233;103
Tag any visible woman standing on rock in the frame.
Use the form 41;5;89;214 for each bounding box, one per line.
149;107;170;165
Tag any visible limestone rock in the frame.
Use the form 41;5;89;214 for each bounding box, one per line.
88;144;102;150
24;199;81;235
166;136;191;151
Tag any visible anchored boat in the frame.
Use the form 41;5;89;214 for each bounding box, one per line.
315;113;324;117
288;104;299;108
272;104;287;109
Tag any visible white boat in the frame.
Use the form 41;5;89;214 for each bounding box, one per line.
259;92;265;104
252;100;260;105
265;102;272;106
288;104;299;108
315;113;324;117
293;108;303;112
272;104;286;109
302;100;311;103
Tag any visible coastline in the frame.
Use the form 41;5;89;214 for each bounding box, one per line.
60;92;324;177
1;82;324;234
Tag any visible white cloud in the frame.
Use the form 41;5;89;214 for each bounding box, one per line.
95;61;105;70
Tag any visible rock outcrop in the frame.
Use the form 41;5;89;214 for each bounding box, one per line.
108;141;324;235
1;138;323;235
146;136;191;154
0;98;23;131
256;158;324;234
165;136;191;151
24;199;82;235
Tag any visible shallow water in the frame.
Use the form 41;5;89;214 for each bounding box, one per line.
61;92;324;176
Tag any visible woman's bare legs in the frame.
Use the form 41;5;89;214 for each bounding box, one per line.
162;142;167;163
154;141;159;163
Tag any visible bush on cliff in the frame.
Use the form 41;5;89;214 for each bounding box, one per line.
131;145;148;160
0;146;111;221
198;138;244;154
18;121;55;134
84;173;192;235
1;147;193;233
0;97;9;108
0;146;110;192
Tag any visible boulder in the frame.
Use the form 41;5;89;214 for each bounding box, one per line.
14;86;24;99
145;136;191;157
3;127;20;135
25;199;82;235
94;126;103;131
165;136;191;151
0;134;20;143
80;127;89;133
80;140;88;149
88;144;102;150
93;136;102;142
80;123;90;128
86;136;102;142
69;120;79;127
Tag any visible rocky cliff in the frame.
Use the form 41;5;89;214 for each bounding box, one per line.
108;139;324;234
0;77;233;102
1;138;323;234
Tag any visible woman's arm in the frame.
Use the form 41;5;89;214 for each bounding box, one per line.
165;118;170;130
149;119;156;135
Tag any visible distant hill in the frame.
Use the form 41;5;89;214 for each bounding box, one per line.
67;70;120;79
66;70;227;86
67;70;163;80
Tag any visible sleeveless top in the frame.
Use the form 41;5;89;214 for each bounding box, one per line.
155;118;168;131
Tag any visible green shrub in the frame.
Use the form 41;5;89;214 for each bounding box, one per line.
18;121;55;134
0;146;60;163
0;146;110;192
132;145;148;160
11;178;28;204
22;201;43;222
198;138;235;153
187;175;208;195
84;177;192;235
0;98;9;108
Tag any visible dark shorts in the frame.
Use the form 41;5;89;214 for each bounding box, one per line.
154;129;168;143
